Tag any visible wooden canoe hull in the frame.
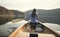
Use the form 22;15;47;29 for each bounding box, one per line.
9;22;59;37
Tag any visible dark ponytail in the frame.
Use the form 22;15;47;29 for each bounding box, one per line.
32;8;36;18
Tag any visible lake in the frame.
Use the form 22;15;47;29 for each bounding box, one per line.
0;20;60;37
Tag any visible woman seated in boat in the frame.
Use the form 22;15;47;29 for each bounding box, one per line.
29;8;38;31
29;9;43;31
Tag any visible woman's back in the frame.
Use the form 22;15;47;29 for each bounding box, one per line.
29;14;38;23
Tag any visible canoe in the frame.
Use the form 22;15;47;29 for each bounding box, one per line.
9;22;59;37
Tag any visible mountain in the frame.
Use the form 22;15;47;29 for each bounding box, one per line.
11;10;25;19
0;6;60;24
0;6;24;25
25;8;60;24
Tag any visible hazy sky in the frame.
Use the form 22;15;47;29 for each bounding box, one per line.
0;0;60;11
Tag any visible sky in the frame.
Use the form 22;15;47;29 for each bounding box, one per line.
0;0;60;11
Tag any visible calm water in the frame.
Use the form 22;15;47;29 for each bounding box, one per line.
0;20;60;37
0;20;27;37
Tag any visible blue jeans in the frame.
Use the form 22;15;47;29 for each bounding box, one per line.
30;22;37;30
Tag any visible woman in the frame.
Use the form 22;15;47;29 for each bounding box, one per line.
28;8;39;31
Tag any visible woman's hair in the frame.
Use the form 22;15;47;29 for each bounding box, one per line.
32;8;37;17
32;8;36;13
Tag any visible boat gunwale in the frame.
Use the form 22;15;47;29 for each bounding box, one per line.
39;22;60;37
9;21;60;37
9;22;28;37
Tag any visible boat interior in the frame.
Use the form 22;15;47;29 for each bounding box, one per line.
9;22;59;37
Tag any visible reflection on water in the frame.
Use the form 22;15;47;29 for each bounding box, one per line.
0;20;27;37
0;20;60;37
43;23;60;31
42;23;60;36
